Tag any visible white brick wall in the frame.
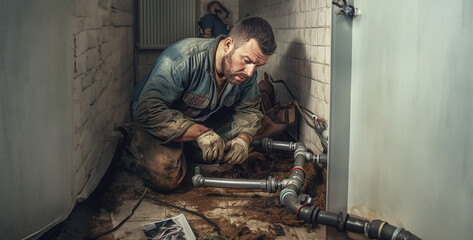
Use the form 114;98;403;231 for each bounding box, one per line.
240;0;331;153
72;0;134;196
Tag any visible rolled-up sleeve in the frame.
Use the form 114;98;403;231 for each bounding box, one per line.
134;57;195;143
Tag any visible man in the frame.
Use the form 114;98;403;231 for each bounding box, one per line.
131;17;276;192
200;1;232;38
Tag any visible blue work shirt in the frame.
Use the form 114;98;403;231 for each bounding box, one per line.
132;36;263;143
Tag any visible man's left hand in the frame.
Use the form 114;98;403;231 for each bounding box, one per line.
223;137;249;165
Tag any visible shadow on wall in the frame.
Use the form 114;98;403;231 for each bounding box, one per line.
277;39;307;105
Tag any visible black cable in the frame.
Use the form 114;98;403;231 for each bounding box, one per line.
264;73;329;150
332;0;344;8
89;188;149;240
294;101;328;150
268;74;296;101
146;195;223;236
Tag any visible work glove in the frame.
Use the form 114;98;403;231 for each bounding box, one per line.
196;130;225;162
223;137;249;165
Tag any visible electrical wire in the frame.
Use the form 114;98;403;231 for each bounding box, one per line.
268;74;296;101
145;194;223;236
89;186;223;239
89;188;149;240
265;73;328;150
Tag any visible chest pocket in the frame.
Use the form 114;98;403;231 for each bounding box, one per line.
223;93;240;107
181;92;210;118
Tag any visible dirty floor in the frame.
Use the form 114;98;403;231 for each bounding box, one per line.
48;137;327;240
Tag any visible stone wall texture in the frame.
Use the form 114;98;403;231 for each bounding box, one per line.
240;0;331;153
71;0;134;196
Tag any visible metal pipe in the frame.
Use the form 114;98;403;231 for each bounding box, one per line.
192;174;280;193
193;139;420;240
251;138;297;152
304;153;327;166
271;140;296;151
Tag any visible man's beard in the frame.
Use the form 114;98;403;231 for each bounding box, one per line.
222;49;249;84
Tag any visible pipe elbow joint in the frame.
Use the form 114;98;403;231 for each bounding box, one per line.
279;188;297;206
192;174;204;187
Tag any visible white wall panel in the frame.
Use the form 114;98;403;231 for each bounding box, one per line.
348;1;473;239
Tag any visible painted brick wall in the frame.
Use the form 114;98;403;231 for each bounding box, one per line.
240;0;331;153
71;0;134;196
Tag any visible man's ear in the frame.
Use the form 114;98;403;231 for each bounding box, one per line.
224;37;234;53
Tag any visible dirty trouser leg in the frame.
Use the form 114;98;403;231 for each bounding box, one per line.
130;126;187;192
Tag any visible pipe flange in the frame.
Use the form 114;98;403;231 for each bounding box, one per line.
336;212;348;232
310;207;321;225
267;176;277;193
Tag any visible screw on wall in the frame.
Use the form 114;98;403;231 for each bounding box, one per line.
332;0;361;17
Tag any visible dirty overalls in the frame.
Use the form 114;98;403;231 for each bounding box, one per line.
130;36;262;192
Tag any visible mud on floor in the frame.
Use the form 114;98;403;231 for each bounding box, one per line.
87;143;327;240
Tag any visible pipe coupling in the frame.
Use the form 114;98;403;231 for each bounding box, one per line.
279;188;297;206
260;137;270;151
266;176;279;193
289;142;298;151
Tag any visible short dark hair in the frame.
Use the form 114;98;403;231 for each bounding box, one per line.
207;1;222;12
228;17;277;56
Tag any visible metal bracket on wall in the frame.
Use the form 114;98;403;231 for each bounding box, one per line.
332;0;361;17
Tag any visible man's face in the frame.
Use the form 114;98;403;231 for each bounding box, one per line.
222;38;270;85
209;3;222;16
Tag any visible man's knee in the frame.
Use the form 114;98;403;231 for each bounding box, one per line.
130;126;187;192
136;152;187;192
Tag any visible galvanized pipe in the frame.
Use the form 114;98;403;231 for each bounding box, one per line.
251;138;297;152
192;174;281;193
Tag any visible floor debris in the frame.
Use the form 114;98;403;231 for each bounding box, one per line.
48;136;327;240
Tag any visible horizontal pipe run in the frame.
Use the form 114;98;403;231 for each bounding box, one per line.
251;138;297;152
346;217;369;234
192;174;280;193
271;140;296;151
279;193;421;240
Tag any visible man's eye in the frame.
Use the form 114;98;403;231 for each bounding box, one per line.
244;59;250;64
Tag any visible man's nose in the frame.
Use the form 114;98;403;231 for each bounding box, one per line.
244;64;256;77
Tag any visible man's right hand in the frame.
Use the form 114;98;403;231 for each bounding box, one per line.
196;130;225;162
